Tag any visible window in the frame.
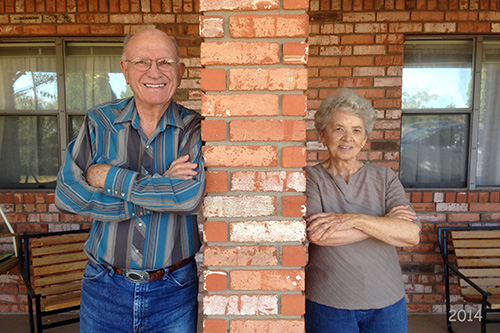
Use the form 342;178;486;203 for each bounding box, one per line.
401;36;500;189
0;38;131;189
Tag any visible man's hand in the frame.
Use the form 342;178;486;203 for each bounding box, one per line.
86;164;112;189
163;155;198;180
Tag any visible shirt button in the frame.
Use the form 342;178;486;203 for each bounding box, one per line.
138;223;143;227
115;191;119;195
146;145;150;149
135;249;139;253
121;193;125;197
132;213;135;216
107;189;111;193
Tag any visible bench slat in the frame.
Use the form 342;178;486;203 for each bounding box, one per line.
455;248;500;257
32;242;85;257
34;272;84;288
451;230;500;239
35;281;82;297
33;260;87;277
456;258;500;267
487;296;500;309
459;268;500;277
460;278;500;288
453;239;500;248
461;286;500;295
31;233;88;248
41;292;81;312
32;252;88;268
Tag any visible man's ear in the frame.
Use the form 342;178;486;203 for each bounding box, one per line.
120;60;129;85
177;62;186;87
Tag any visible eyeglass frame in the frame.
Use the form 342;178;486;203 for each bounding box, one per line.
123;57;181;72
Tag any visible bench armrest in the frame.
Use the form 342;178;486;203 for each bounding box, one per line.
438;226;495;298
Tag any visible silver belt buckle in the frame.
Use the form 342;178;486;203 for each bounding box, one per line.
123;269;150;284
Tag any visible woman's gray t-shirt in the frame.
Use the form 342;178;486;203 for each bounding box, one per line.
305;163;421;310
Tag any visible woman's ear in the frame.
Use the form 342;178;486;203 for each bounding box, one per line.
318;130;325;143
361;135;368;148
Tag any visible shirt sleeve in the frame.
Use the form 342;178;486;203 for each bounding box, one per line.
55;115;145;222
55;113;206;221
306;166;324;223
385;167;421;228
103;118;206;214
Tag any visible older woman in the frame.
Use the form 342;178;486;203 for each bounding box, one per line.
305;88;421;333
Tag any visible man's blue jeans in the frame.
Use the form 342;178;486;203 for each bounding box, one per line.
305;297;408;333
80;259;199;333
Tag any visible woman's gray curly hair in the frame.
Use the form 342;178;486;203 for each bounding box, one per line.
314;88;378;135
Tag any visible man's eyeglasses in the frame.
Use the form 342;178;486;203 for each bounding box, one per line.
124;57;180;72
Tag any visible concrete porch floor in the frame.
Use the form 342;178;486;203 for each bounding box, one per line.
0;313;490;332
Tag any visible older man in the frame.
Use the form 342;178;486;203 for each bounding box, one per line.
55;27;205;332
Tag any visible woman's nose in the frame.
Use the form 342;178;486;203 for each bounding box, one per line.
342;131;353;140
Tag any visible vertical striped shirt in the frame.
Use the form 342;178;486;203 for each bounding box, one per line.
55;97;205;270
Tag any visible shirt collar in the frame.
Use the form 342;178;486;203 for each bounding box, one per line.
114;97;184;131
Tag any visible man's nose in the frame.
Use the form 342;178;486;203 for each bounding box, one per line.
147;61;163;75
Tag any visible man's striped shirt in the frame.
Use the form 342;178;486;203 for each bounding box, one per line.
55;97;205;270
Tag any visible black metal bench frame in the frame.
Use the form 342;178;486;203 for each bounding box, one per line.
18;229;89;333
438;226;500;333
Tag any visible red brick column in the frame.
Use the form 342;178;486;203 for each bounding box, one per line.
199;0;309;331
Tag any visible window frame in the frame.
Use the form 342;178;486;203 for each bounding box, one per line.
402;35;498;190
0;37;125;189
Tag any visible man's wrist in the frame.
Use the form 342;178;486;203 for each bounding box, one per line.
103;166;137;200
86;164;111;188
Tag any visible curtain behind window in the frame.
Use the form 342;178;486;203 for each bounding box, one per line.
65;43;128;111
0;49;57;188
65;55;123;110
65;43;130;140
477;41;500;185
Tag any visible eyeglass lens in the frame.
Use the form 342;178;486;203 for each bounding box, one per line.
131;58;176;72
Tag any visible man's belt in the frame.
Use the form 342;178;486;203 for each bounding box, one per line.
110;255;194;284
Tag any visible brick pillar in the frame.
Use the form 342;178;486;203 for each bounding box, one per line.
199;0;309;332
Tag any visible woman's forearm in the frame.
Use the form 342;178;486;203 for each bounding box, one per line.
307;209;421;247
308;228;370;246
352;214;421;247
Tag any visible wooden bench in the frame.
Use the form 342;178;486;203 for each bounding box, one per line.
439;226;500;333
18;229;90;332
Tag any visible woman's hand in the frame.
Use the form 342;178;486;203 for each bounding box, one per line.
385;205;417;222
307;212;359;243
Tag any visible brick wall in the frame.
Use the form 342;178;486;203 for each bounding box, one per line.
1;0;500;324
200;0;308;331
305;0;500;316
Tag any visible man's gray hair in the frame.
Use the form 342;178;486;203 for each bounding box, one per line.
314;88;378;135
121;26;181;61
